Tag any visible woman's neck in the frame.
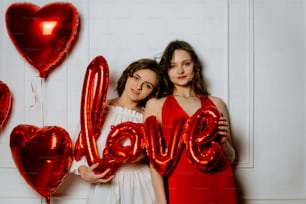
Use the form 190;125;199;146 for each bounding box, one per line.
172;87;196;97
109;96;143;112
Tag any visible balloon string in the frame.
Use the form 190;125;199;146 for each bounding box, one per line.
29;76;45;126
29;77;40;109
41;196;50;204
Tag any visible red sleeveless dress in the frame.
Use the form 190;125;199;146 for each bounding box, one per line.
162;95;237;204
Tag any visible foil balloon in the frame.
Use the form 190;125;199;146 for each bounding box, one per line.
10;125;73;204
92;156;118;179
74;56;109;171
95;122;144;178
144;116;185;175
0;81;12;128
104;122;144;163
5;2;79;78
183;106;223;172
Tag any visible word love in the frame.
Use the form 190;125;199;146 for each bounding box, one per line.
101;106;224;176
74;56;224;177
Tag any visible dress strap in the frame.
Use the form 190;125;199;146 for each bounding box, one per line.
199;95;215;107
162;95;178;118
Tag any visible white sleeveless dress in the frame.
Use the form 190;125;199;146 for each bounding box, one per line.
71;106;156;204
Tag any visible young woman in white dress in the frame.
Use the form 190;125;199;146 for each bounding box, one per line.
71;58;162;204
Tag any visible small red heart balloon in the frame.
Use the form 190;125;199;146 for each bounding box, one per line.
0;81;12;128
5;2;79;78
10;125;73;204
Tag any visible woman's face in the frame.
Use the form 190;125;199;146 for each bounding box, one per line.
124;68;158;102
167;49;194;87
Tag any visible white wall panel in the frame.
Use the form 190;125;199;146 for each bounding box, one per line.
228;0;255;168
235;0;306;202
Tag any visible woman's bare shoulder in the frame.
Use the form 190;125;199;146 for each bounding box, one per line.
146;97;166;108
208;95;224;105
144;97;167;118
106;98;116;105
208;96;229;116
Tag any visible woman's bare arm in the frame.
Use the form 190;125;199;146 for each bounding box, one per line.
144;98;167;203
209;96;236;163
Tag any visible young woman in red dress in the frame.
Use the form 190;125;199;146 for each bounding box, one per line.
144;40;237;204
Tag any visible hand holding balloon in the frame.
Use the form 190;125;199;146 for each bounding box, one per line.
217;115;236;163
78;163;114;184
217;115;231;143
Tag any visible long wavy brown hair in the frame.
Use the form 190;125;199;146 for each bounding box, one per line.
159;40;209;97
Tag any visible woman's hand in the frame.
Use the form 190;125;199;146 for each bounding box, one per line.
78;163;114;184
217;115;236;163
217;115;231;143
131;152;146;163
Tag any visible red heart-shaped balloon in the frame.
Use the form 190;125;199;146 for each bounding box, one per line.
10;125;73;204
5;2;79;78
0;81;12;128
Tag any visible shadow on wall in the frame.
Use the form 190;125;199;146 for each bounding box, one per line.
232;131;246;204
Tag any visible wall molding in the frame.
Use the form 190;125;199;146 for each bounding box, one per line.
227;0;255;168
244;196;306;202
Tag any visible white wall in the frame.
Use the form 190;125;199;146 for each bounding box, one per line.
0;0;305;203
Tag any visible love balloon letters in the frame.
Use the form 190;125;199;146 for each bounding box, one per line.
76;56;224;176
105;107;224;175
